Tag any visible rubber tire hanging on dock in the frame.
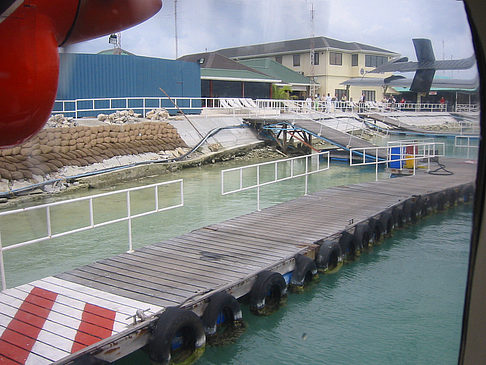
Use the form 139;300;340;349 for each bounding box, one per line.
391;205;406;228
149;307;206;365
368;217;384;244
316;240;343;272
290;254;318;288
380;211;394;236
202;291;242;336
249;270;287;314
339;231;359;258
354;222;372;250
402;199;417;223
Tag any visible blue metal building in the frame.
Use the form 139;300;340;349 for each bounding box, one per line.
54;53;201;116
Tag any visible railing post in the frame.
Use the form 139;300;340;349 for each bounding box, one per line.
305;155;309;195
46;206;52;238
256;165;261;212
0;232;6;291
127;191;134;253
375;147;379;181
180;179;184;207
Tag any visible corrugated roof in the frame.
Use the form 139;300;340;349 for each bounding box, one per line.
216;36;397;59
238;58;312;86
200;68;280;83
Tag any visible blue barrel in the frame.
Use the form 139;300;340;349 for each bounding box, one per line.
389;147;403;168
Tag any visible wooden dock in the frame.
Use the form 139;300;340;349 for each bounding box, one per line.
0;158;476;364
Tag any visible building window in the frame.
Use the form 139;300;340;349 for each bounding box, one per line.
293;54;300;66
352;54;358;66
275;55;282;64
365;55;388;67
362;90;376;102
312;52;319;65
330;52;342;65
335;89;347;100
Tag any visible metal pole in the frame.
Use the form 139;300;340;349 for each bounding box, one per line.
0;232;6;291
375;147;379;181
127;191;134;253
305;156;309;195
46;206;52;238
257;166;261;211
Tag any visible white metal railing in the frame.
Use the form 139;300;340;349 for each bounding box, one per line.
221;151;330;211
53;97;472;119
455;135;480;159
349;142;445;181
456;104;479;112
0;179;184;291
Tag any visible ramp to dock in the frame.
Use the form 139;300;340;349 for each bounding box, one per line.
361;113;458;137
0;158;476;364
245;116;386;160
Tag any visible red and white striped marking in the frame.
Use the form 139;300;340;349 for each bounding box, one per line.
0;277;163;364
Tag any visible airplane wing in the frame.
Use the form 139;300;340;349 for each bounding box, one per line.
370;55;476;73
370;38;476;74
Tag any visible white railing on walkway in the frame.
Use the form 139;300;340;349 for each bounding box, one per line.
0;179;184;291
53;97;472;119
455;135;480;159
456;104;479;112
221;151;330;211
349;141;445;181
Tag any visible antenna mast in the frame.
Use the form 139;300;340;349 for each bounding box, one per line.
309;2;316;99
174;0;179;58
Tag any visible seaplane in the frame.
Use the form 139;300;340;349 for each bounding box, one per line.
342;38;478;93
0;0;162;148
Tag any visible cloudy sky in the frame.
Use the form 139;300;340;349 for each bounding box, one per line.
71;0;476;75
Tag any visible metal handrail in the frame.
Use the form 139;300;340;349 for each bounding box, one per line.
349;142;445;181
455;135;480;159
221;151;330;211
0;179;184;291
53;97;474;118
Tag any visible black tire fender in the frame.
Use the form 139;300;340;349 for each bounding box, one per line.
354;222;372;249
414;196;426;218
291;254;317;287
425;193;438;213
338;230;359;258
463;184;474;202
249;270;287;312
403;199;416;223
380;210;394;235
436;191;446;210
149;307;206;365
446;188;457;207
391;205;406;228
202;291;242;336
369;217;385;243
316;240;343;272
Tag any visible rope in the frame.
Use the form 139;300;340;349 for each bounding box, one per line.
428;160;454;176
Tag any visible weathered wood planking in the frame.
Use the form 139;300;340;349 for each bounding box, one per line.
0;158;476;364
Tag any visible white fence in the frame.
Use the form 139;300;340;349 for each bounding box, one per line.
0;179;184;291
349;141;446;181
221;151;330;211
52;97;472;118
455;135;480;158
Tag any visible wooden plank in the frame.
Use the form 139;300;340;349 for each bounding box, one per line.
52;273;173;308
